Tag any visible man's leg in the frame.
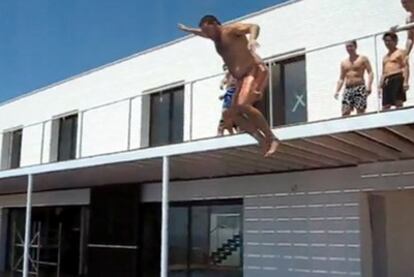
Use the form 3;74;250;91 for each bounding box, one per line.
234;70;279;156
217;119;225;136
341;89;353;116
355;88;368;115
221;110;235;135
255;63;269;94
395;100;404;108
228;82;265;141
356;108;365;114
342;106;352;116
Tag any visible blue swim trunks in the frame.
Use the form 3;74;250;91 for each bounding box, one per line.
222;87;236;109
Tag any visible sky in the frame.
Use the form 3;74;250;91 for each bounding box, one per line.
0;0;287;103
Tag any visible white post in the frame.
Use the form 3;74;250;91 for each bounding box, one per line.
160;156;170;277
373;35;382;112
23;174;33;277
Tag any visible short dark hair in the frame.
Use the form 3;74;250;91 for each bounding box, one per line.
346;40;357;47
383;32;398;42
199;15;221;27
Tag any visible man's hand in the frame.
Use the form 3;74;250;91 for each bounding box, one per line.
366;85;372;95
178;23;188;31
334;91;340;100
390;25;399;32
248;39;260;51
378;86;383;97
404;82;410;91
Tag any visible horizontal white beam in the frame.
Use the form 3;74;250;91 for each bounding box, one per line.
0;108;412;180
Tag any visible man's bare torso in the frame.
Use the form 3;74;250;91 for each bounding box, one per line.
342;55;367;86
383;49;406;77
215;25;257;79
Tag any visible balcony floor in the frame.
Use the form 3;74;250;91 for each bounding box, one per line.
0;107;413;194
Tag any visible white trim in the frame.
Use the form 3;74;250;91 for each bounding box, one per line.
141;80;185;95
87;244;138;250
0;108;412;180
52;110;79;120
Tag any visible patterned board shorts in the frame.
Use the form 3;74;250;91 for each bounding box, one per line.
222;87;236;109
342;85;367;111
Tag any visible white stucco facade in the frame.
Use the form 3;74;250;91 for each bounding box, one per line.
0;0;411;167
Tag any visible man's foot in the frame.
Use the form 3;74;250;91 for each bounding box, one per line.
264;139;279;157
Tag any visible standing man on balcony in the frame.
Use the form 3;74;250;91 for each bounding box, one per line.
379;32;409;110
334;40;374;116
178;15;279;157
217;64;238;136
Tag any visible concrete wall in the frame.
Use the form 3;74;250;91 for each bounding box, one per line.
141;159;414;277
0;0;411;165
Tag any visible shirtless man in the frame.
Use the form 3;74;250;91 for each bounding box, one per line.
178;15;279;156
393;0;414;54
217;64;238;136
334;40;374;116
379;32;409;110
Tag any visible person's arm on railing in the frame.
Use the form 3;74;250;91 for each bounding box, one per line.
406;35;413;55
391;19;414;54
378;59;385;97
334;63;346;100
403;52;410;92
178;23;208;38
220;72;230;90
364;56;374;94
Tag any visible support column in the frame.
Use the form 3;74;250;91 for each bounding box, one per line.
23;174;33;277
160;156;170;277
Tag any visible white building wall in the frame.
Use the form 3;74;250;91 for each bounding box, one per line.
81;101;130;157
0;0;411;165
20;125;43;167
141;159;414;277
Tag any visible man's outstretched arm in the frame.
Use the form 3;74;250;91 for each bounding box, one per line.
178;23;208;38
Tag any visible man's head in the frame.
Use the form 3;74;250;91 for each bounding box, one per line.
383;32;398;50
199;15;221;39
345;40;357;55
401;0;414;12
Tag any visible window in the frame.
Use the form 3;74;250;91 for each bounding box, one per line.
50;114;78;162
149;86;184;146
169;201;243;276
1;129;22;169
139;200;243;277
271;56;307;126
256;56;307;127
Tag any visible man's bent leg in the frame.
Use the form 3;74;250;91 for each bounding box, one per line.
235;72;279;156
254;64;269;95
